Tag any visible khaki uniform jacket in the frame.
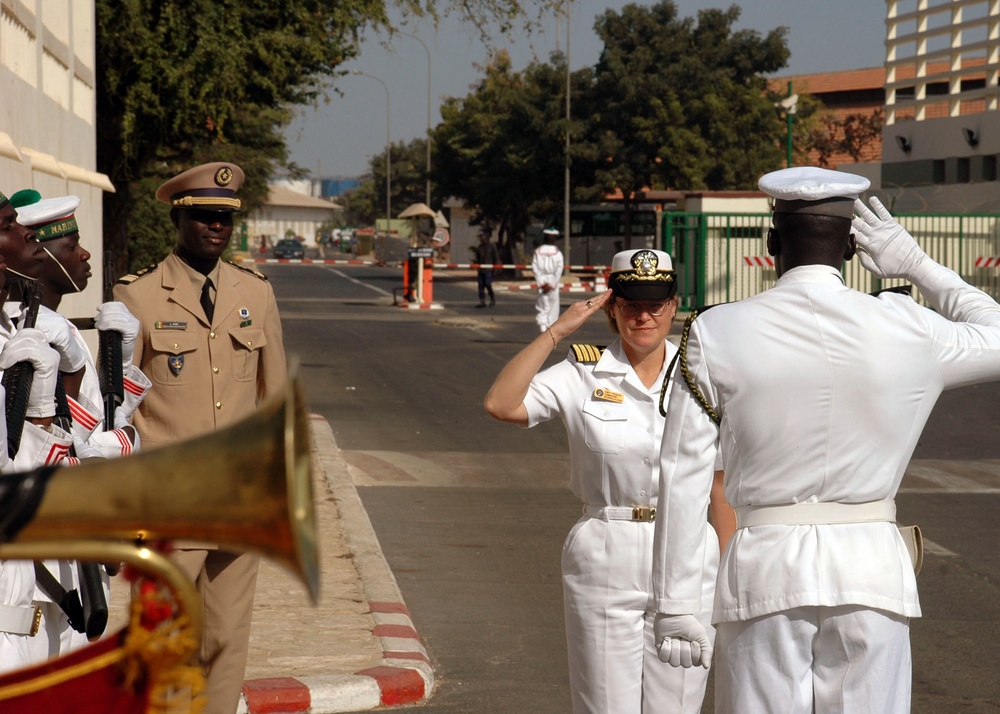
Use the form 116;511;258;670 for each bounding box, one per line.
113;251;286;451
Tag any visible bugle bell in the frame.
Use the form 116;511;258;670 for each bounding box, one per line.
0;362;319;604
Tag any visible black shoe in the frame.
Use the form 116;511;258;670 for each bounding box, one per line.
475;302;486;308
489;297;496;308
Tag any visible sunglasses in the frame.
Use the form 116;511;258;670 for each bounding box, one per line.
615;300;673;318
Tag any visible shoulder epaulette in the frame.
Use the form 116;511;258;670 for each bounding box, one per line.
870;285;913;298
660;303;725;422
570;344;605;364
116;263;159;285
228;260;269;281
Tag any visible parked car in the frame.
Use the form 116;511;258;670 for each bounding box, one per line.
273;238;305;259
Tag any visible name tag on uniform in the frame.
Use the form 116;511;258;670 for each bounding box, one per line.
155;321;187;330
593;388;623;404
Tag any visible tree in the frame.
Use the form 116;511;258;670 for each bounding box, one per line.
587;1;789;245
432;50;594;260
95;0;559;273
346;138;431;227
805;109;885;167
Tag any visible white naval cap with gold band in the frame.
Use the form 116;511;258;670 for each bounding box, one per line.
155;161;245;212
758;166;871;218
607;249;677;301
10;190;81;241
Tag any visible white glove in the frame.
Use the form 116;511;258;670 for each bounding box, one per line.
654;614;712;669
113;406;140;450
95;302;139;365
852;197;932;281
0;329;60;418
71;434;104;460
35;309;89;373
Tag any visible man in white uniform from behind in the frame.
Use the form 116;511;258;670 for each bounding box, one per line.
650;166;1000;713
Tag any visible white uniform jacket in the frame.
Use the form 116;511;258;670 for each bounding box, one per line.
0;309;73;672
33;307;153;458
532;245;564;291
524;338;675;507
652;263;1000;624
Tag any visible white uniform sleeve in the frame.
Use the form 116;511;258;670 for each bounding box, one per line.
652;320;720;615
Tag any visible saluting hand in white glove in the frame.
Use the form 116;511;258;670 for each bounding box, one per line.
654;613;713;669
35;309;88;373
95;302;140;365
0;328;60;418
852;197;932;281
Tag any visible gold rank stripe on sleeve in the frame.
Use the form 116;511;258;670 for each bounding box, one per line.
570;344;605;364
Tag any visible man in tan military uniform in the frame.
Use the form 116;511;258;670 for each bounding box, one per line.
114;162;286;714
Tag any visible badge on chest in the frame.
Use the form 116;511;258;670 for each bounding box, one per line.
168;354;184;376
593;387;624;404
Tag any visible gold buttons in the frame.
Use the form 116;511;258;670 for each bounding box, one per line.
215;402;222;409
213;367;220;373
173;343;179;350
248;341;252;347
210;332;216;339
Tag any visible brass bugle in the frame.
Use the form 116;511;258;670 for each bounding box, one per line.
0;362;319;604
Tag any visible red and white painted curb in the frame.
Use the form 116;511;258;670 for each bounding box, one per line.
237;417;434;714
238;602;431;713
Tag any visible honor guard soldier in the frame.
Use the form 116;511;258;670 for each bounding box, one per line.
651;166;1000;713
114;162;287;714
7;189;152;662
0;187;75;672
486;249;731;714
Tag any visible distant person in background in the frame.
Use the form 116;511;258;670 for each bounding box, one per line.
473;228;499;308
532;227;564;331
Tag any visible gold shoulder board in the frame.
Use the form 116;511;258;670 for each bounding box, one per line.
116;263;159;285
570;344;605;364
228;260;269;281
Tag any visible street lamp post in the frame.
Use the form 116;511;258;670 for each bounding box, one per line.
352;70;391;256
397;31;432;207
563;0;571;273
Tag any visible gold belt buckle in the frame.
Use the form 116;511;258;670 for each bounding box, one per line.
632;506;656;522
30;606;41;637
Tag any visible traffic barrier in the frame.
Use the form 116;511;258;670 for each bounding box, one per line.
975;256;1000;268
240;258;612;272
743;256;775;268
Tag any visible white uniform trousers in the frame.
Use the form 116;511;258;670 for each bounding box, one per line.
535;289;561;332
715;604;911;714
562;517;717;714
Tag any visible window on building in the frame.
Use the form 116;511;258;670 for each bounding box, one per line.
984;155;997;182
957;157;971;183
932;160;946;184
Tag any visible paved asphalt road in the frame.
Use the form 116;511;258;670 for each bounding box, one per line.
263;257;1000;713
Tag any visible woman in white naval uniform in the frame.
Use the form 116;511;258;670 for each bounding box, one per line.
486;249;734;714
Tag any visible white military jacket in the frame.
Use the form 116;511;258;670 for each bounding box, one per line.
523;338;676;508
652;264;1000;623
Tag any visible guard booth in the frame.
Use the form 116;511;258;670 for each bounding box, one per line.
403;246;435;307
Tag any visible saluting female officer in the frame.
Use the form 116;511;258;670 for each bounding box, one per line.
485;249;734;714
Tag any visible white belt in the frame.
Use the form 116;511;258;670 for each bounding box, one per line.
582;504;656;522
0;604;41;636
736;500;896;529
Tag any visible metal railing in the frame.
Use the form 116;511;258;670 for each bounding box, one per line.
662;211;1000;310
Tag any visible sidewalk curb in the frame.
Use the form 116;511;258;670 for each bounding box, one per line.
237;415;434;714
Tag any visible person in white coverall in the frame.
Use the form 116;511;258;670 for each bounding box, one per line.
486;248;734;714
532;228;564;332
651;166;1000;714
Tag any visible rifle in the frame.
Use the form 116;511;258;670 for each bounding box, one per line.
98;251;123;430
2;286;42;460
53;375;109;640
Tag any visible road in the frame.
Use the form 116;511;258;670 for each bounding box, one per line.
263;254;1000;713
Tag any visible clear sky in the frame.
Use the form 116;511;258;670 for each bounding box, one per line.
283;0;886;180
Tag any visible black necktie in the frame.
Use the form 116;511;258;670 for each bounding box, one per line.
200;278;215;323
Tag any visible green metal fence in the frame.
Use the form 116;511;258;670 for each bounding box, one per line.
662;211;1000;310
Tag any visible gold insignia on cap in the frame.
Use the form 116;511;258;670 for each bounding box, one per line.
215;167;234;187
618;250;672;283
631;250;658;276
